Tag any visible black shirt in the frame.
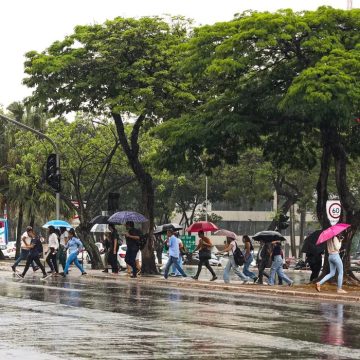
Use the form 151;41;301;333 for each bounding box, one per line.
272;242;282;259
126;228;142;251
109;231;120;252
30;237;43;256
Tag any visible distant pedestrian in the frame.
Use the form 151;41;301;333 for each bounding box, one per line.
124;221;142;278
268;241;293;286
15;228;48;280
192;231;217;281
316;235;346;294
102;233;110;273
172;238;184;277
46;226;59;275
58;227;68;271
61;228;87;277
256;241;271;284
11;226;38;273
163;229;187;279
242;235;258;283
222;236;250;284
107;224;120;274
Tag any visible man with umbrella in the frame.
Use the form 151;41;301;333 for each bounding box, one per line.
124;221;142;278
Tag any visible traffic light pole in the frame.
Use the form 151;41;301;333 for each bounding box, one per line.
0;114;60;219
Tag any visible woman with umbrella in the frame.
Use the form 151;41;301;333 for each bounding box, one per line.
191;231;217;281
315;224;349;294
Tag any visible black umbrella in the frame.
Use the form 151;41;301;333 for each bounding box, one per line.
252;230;286;242
301;230;326;254
154;223;183;234
90;215;109;225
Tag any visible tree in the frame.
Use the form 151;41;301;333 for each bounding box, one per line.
23;16;193;273
155;7;360;279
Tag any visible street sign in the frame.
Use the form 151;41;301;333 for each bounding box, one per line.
181;235;196;253
326;200;342;225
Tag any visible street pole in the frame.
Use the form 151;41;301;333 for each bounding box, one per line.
0;114;60;219
205;176;208;222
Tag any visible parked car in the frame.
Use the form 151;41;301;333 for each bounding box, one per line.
187;251;222;267
4;241;17;259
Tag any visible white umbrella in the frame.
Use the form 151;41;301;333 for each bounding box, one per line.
90;224;110;233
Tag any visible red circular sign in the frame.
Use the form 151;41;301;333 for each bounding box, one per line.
328;203;341;219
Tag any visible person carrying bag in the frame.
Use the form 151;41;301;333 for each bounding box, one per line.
191;231;217;281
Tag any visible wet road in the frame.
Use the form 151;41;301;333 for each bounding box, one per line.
0;271;359;360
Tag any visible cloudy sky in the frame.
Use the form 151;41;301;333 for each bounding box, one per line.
0;0;355;108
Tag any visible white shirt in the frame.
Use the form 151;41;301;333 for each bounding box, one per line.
48;233;59;249
21;231;31;249
228;240;237;255
59;231;68;246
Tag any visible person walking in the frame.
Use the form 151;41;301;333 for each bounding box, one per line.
192;231;217;281
256;241;271;284
15;228;48;280
316;235;347;294
242;235;258;283
268;241;293;286
163;229;187;279
46;226;59;275
61;228;87;277
11;226;38;273
172;237;184;277
124;221;141;278
222;236;250;284
107;224;120;274
58;227;68;272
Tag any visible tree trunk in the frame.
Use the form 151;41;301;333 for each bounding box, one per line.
76;222;103;270
290;205;296;258
299;207;306;259
15;203;24;258
112;112;157;274
331;133;360;283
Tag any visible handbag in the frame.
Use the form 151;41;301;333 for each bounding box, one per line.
199;248;211;260
233;242;245;266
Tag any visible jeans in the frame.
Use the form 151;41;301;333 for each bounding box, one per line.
108;252;119;273
172;256;183;276
164;256;187;278
57;245;67;271
268;255;293;285
243;253;257;279
64;251;85;274
22;254;46;277
46;250;58;273
13;249;36;270
223;255;249;283
319;253;343;289
125;248;138;276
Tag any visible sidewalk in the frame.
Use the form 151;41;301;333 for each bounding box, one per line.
2;260;360;304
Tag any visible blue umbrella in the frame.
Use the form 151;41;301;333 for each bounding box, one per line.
43;220;72;229
108;211;148;224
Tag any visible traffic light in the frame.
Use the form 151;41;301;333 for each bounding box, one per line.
278;213;290;230
46;154;61;192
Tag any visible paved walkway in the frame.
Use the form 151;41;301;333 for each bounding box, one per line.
2;260;360;304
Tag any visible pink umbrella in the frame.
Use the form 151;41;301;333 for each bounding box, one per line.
316;223;351;245
186;221;219;233
214;229;237;239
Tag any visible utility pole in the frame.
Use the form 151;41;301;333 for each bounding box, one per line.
347;0;353;10
0;114;61;219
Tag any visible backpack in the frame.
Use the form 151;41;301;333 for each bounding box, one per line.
138;233;149;250
233;242;245;266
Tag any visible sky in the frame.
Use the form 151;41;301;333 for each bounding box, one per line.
0;0;355;108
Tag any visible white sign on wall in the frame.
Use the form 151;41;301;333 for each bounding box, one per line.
326;200;342;225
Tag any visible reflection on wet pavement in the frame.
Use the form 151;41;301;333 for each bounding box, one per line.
0;272;359;359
